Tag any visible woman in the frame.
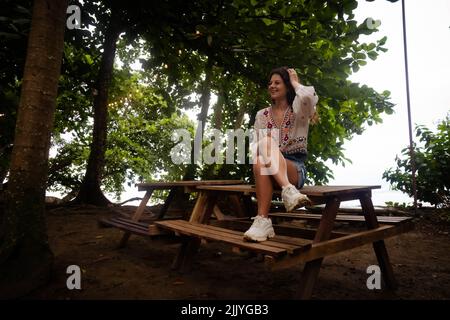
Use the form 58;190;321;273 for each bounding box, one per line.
244;67;319;242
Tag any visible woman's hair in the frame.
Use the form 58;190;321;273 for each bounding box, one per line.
269;66;320;125
268;66;296;106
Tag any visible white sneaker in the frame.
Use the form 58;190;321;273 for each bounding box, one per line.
243;215;275;242
281;184;311;212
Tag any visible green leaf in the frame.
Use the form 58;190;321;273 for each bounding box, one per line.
358;60;367;66
367;51;378;60
378;36;387;46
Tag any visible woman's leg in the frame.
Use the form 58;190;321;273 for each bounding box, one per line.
273;159;302;189
253;158;273;218
245;139;304;241
257;136;299;189
253;136;301;217
244;157;277;242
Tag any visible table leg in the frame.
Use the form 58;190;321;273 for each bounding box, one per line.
242;194;256;216
360;193;398;289
297;197;340;299
213;205;226;220
199;192;218;224
228;194;246;217
173;191;218;272
190;191;218;224
172;239;188;270
158;187;177;219
118;189;153;248
171;237;201;273
190;191;208;222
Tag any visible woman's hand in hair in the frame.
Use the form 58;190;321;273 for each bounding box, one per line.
287;68;301;89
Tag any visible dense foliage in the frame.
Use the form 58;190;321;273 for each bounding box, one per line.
383;115;450;208
2;0;397;201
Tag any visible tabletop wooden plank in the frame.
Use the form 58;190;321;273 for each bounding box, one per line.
196;184;381;196
137;180;244;190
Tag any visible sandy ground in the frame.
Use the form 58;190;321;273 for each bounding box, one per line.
25;204;450;300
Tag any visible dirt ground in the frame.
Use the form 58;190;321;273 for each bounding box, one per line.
24;204;450;300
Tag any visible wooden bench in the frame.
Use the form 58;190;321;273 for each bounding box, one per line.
155;184;415;299
100;215;174;237
99;180;243;247
155;218;413;268
156;219;311;257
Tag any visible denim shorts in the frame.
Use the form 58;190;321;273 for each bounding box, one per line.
282;152;307;189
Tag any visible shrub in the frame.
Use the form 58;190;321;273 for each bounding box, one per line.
383;115;450;208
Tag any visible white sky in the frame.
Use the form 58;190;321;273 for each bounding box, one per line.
327;0;450;206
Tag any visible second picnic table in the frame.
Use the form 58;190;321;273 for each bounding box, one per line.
101;180;243;248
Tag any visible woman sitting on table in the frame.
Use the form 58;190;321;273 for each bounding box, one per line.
244;67;319;242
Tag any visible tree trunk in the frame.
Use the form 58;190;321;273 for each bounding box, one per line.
73;16;122;206
218;103;249;179
197;60;213;135
183;58;213;181
212;92;223;130
234;104;246;130
0;0;68;298
169;60;213;210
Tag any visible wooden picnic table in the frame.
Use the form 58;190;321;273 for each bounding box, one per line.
100;180;243;248
155;184;414;299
